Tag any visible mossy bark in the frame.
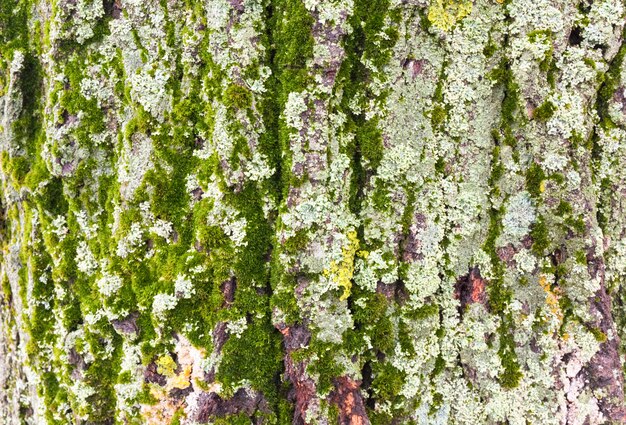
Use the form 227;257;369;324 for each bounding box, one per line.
1;0;626;423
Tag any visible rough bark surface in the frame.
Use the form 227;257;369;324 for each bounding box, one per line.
1;0;626;423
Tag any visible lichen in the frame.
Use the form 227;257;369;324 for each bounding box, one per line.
427;0;473;32
322;231;360;301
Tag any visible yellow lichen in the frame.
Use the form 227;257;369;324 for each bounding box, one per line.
156;354;177;377
168;365;191;390
539;275;563;322
323;231;360;301
154;354;192;391
427;0;473;31
141;386;183;424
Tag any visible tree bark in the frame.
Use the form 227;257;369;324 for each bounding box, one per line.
1;0;626;423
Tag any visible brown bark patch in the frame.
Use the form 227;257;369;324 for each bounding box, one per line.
111;312;139;336
496;244;516;264
401;213;427;263
401;58;427;78
212;321;229;353
330;376;370;425
583;283;626;422
376;281;396;301
614;86;626;117
220;276;236;306
144;361;167;386
454;267;488;316
103;0;122;19
192;388;269;423
276;323;318;425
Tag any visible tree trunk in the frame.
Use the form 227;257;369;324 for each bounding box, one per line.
1;0;626;423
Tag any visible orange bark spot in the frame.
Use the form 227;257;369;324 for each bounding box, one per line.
469;271;486;303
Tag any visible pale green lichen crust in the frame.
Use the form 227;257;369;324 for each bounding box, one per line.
0;0;626;423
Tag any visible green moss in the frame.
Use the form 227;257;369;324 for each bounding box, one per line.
490;60;521;149
357;117;384;169
345;0;397;74
10;52;44;162
564;216;586;234
0;0;27;51
430;353;445;377
428;391;443;416
574;250;587;265
223;84;253;111
570;131;593;150
170;408;186;425
498;318;522;388
372;362;405;400
353;293;395;354
404;303;439;321
489;59;519;124
430;104;448;130
596;27;626;123
217;319;283;402
588;326;607;343
269;0;316;196
80;338;123;421
337;0;398;221
533;100;556;121
274;0;315;98
555;200;572;216
526;162;546;198
213;414;253;425
530;216;549;256
306;343;344;395
483;36;498;58
583;57;596;70
549;172;565;185
483;204;504;269
482;144;523;389
1;153;29;184
371;180;390;212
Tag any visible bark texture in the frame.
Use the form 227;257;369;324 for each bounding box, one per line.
1;0;626;423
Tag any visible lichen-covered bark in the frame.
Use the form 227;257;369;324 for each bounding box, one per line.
1;0;626;423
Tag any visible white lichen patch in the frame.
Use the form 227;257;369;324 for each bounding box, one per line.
118;133;153;201
244;151;276;182
226;317;248;338
174;274;194;299
76;241;98;275
513;249;536;274
284;92;308;131
54;0;105;44
97;271;123;297
116;222;144;258
115;342;143;417
500;191;536;243
74;210;99;239
50;215;69;241
582;0;625;48
69;381;96;418
152;294;178;319
150;219;173;240
545;92;588;140
129;67;171;122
